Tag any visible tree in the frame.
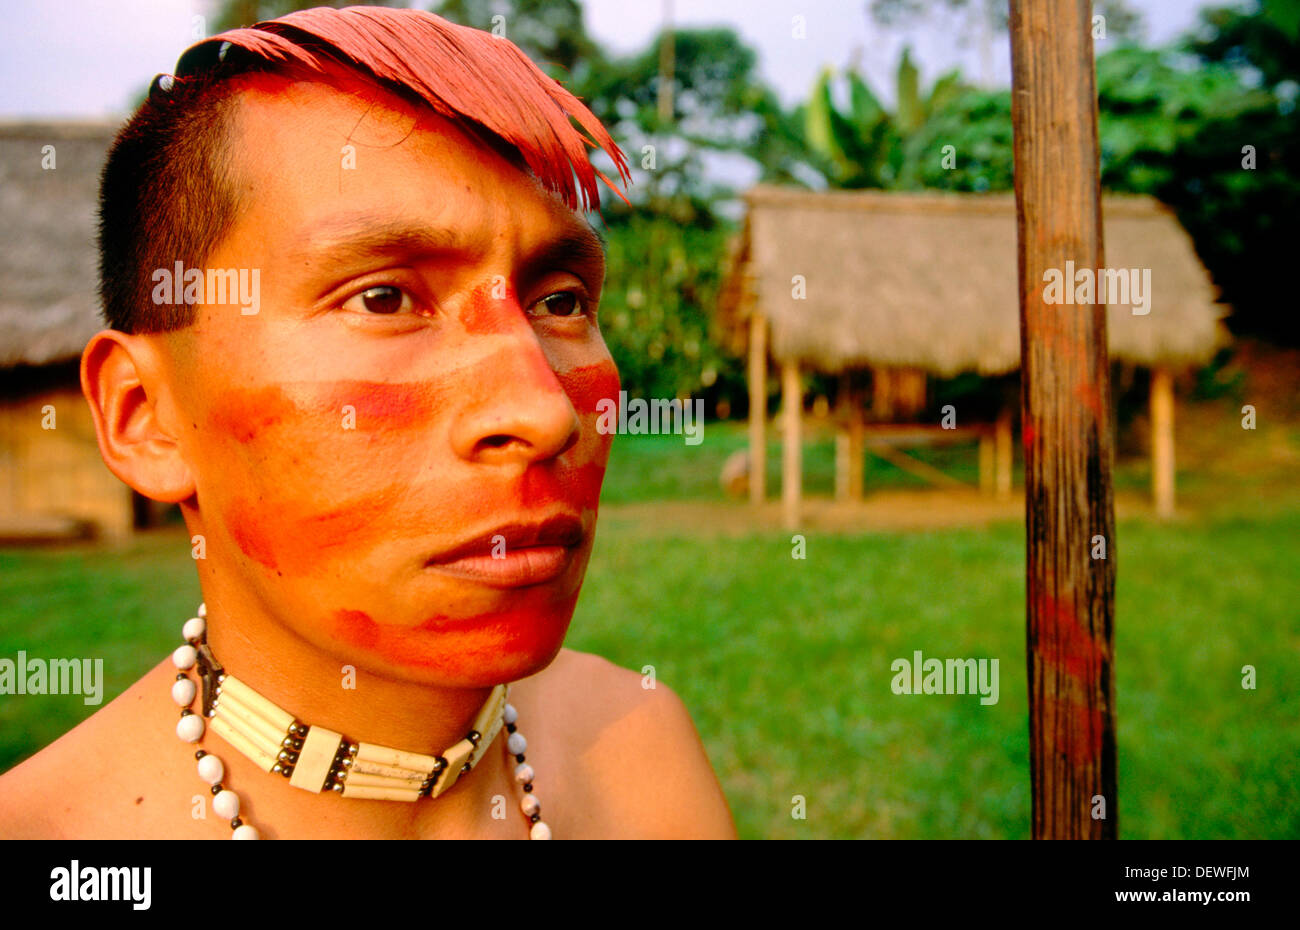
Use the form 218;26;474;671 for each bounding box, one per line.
211;0;406;32
803;48;967;189
1187;0;1300;93
431;0;605;85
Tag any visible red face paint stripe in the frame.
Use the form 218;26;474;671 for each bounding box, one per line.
459;281;521;335
226;497;281;571
559;361;620;414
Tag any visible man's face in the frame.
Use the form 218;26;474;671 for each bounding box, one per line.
162;70;619;687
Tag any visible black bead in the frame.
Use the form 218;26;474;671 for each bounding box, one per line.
230;818;242;829
529;813;540;823
523;783;533;792
180;708;192;716
176;673;187;680
211;784;223;795
467;729;481;746
505;722;516;734
515;754;525;764
195;749;206;759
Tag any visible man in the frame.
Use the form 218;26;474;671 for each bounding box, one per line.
0;6;735;839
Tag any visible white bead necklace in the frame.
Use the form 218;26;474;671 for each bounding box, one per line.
170;603;551;839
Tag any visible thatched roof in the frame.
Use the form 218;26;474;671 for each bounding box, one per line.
723;185;1230;376
0;121;119;370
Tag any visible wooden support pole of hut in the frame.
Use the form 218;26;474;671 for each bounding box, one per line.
748;312;767;504
848;382;864;501
979;429;995;495
1150;366;1175;517
781;360;802;530
834;373;865;501
1010;0;1118;839
835;377;850;501
995;405;1014;500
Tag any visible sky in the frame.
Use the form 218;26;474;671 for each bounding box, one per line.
0;0;1213;120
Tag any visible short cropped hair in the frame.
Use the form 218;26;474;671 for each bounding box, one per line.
97;6;629;334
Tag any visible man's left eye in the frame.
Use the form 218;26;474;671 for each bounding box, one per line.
533;291;585;317
343;285;411;315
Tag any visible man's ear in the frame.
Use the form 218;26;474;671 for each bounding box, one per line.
80;329;196;504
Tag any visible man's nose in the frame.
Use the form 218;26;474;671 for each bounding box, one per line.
448;310;580;467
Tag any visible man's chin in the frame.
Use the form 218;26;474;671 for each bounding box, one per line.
324;600;574;686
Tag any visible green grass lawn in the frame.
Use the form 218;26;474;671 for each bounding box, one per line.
1;420;1296;838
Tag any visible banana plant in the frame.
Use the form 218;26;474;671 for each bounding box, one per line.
804;47;968;190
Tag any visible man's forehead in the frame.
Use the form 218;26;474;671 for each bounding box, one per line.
219;69;590;250
229;70;458;153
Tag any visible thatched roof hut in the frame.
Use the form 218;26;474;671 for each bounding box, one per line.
723;186;1231;524
723;185;1228;376
0;121;141;540
0;122;113;369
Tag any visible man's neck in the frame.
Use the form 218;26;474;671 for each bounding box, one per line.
196;595;512;839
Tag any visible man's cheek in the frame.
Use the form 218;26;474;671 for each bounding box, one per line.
558;359;620;415
204;382;439;572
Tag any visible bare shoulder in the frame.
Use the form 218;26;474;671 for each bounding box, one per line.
0;707;107;838
0;661;187;839
517;649;737;839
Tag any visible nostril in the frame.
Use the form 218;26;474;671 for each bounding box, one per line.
479;434;513;449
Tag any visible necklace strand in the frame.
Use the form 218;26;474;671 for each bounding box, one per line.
170;603;551;839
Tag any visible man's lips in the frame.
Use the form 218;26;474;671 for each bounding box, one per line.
423;513;585;587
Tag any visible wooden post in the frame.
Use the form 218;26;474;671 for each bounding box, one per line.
979;430;994;495
781;360;801;530
835;373;850;500
1150;367;1175;517
995;406;1013;500
748;312;767;505
834;373;864;501
871;366;892;420
1011;0;1118;839
848;384;865;502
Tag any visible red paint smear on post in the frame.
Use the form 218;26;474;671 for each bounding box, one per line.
1064;700;1105;766
1033;590;1101;682
1074;379;1102;419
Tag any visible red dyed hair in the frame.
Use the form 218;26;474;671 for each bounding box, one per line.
175;6;630;211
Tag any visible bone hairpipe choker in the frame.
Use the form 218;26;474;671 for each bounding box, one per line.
169;603;552;838
189;645;507;801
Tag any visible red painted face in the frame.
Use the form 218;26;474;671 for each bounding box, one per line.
170;72;620;687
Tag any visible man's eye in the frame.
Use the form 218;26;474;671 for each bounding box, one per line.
343;285;410;315
534;291;584;317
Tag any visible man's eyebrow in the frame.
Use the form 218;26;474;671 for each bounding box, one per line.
291;218;472;266
291;214;606;286
517;224;607;289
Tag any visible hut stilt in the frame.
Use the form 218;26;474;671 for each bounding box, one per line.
835;373;865;501
995;405;1014;500
781;361;801;529
1150;366;1175;517
747;312;767;504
